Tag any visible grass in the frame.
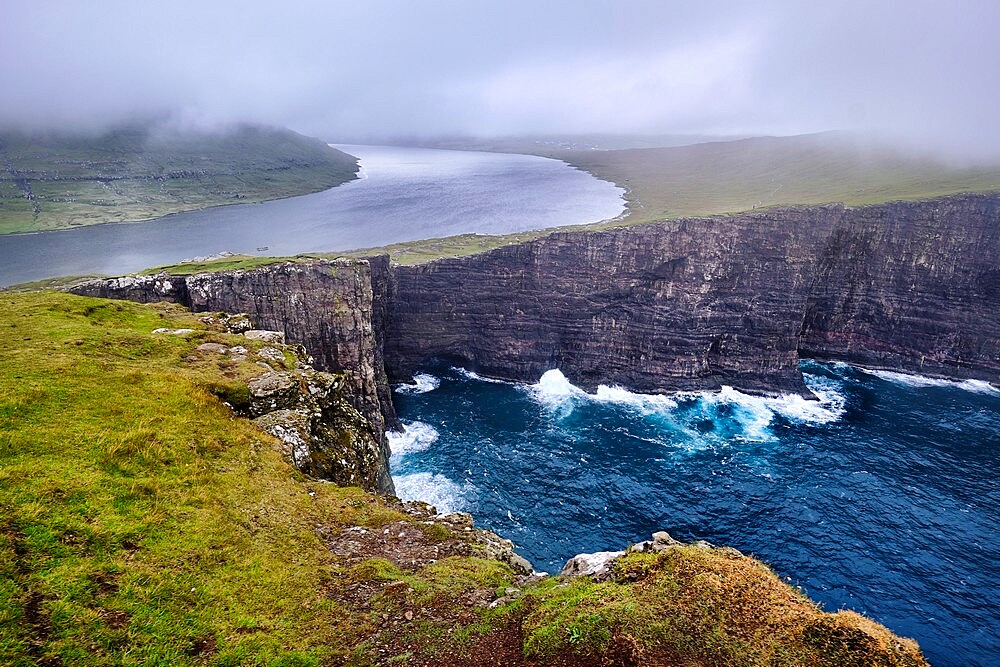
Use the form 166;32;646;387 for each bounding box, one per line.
514;548;927;666
0;291;928;665
551;132;1000;225
0;124;359;235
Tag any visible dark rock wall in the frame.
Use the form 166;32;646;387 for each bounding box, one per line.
800;195;1000;380
384;208;846;394
74;192;1000;419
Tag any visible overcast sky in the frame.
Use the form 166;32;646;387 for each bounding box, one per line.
2;0;998;158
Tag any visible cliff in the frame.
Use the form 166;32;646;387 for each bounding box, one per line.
0;290;927;666
72;192;1000;446
72;259;397;493
800;195;1000;379
383;193;999;392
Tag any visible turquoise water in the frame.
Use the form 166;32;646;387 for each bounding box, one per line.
389;361;999;667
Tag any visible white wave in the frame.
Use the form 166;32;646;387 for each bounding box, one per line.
863;368;999;395
528;369;588;411
386;420;439;457
451;367;513;384
524;368;846;438
392;472;467;513
394;373;441;394
768;374;847;424
593;384;678;414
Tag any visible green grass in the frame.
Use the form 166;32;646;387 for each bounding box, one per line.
514;548;926;666
0;292;929;665
551;132;1000;225
0;124;359;234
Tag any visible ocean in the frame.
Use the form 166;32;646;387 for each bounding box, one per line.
389;360;999;667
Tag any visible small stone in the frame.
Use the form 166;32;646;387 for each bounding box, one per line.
403;611;414;621
651;530;682;551
244;329;285;344
196;342;229;354
257;346;286;363
152;328;195;335
560;550;625;581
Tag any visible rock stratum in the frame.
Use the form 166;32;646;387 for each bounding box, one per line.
74;193;999;424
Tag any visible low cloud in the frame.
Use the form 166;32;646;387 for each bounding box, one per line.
2;0;998;159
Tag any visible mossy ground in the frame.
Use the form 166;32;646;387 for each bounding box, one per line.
0;291;927;666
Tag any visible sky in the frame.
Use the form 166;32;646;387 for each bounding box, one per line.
2;0;999;158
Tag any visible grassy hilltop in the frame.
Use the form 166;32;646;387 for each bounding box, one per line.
0;124;358;235
0;290;927;665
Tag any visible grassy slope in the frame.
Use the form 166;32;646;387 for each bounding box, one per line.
551;132;1000;225
0;125;358;235
0;291;927;666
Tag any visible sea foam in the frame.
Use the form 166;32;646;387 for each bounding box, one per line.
386;420;440;457
452;367;514;384
524;368;846;442
394;373;441;395
392;472;468;513
863;368;1000;395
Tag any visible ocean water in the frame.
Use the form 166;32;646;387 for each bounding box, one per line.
388;361;1000;667
0;144;624;286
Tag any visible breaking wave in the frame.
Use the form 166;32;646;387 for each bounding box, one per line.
525;368;845;443
386;420;440;457
394;373;441;394
862;368;999;394
392;472;468;513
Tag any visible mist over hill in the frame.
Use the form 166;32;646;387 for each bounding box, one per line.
0;123;358;234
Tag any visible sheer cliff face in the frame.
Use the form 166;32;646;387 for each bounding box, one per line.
800;195;1000;380
384;209;845;394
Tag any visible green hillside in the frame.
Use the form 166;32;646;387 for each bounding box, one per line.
550;132;1000;224
0;124;358;235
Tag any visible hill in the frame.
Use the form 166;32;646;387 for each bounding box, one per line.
549;132;1000;224
0;124;358;234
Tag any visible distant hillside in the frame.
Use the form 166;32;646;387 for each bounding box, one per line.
0;124;358;234
547;133;1000;224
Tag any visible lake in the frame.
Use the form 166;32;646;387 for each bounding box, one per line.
0;144;625;287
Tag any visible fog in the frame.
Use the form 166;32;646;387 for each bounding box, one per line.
2;0;998;159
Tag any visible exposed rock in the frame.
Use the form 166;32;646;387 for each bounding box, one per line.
561;550;626;581
256;346;286;364
628;529;683;554
246;363;392;493
244;329;285;344
196;342;229;354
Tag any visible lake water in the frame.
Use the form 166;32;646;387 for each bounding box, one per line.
389;361;1000;667
0;144;624;287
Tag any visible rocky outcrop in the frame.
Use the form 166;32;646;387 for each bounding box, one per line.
73;259;397;492
187;321;393;493
248;366;393;494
